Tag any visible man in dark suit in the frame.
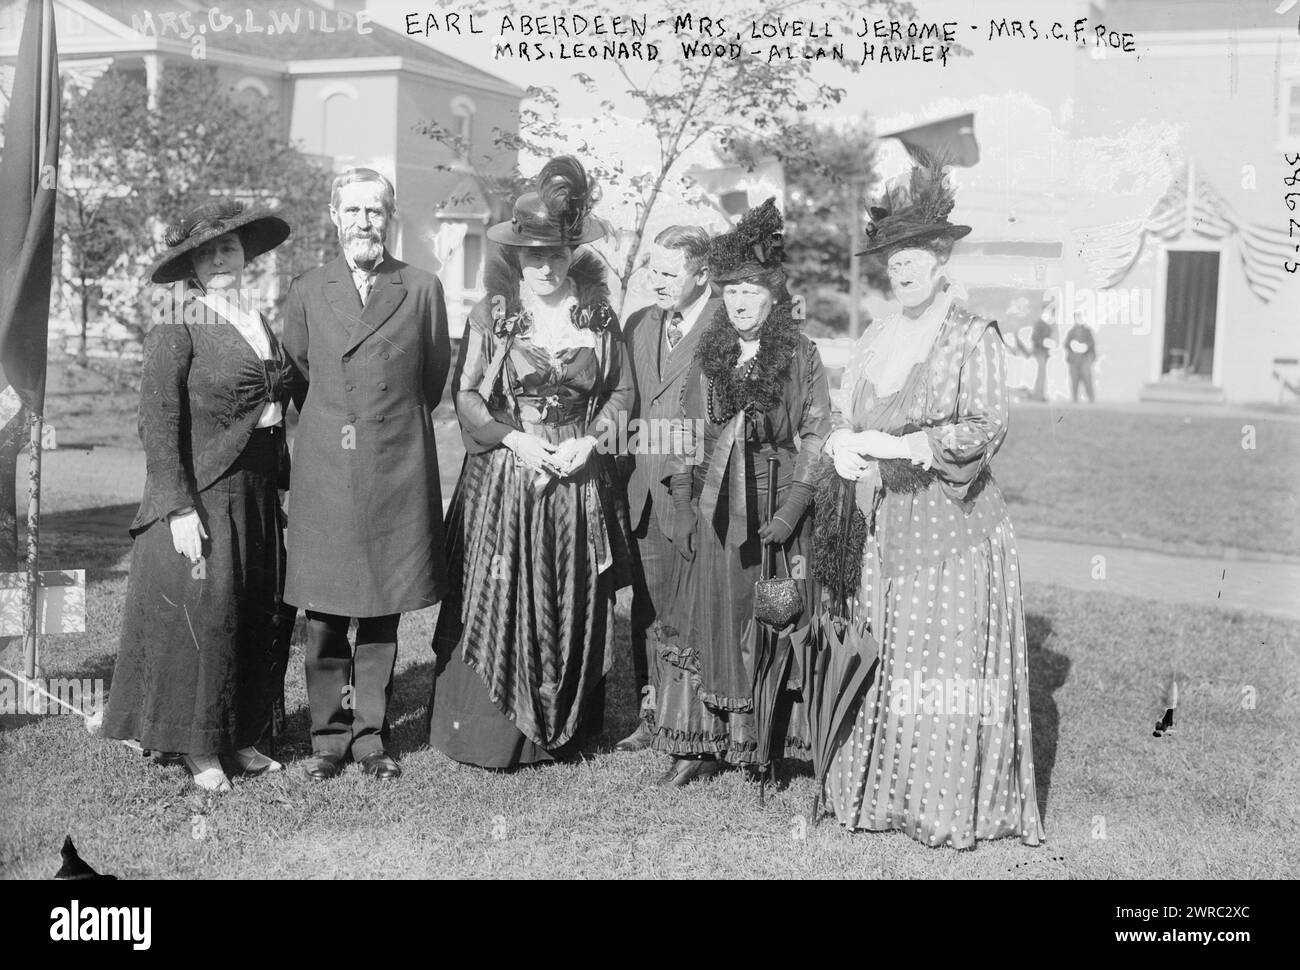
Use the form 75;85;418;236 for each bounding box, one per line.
616;225;718;751
282;168;451;780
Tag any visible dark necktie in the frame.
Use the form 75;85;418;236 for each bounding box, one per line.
666;311;684;351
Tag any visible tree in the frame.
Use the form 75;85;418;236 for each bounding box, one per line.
57;72;148;361
419;0;920;314
58;64;336;352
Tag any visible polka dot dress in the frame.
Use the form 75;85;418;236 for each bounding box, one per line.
823;305;1045;850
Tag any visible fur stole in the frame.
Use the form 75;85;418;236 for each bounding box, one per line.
482;249;616;334
695;301;802;420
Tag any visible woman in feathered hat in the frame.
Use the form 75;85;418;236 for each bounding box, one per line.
426;156;635;768
648;198;833;787
818;158;1045;848
103;199;300;792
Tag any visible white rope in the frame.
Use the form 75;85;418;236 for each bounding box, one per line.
0;662;95;720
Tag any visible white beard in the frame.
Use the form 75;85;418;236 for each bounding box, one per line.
342;234;384;268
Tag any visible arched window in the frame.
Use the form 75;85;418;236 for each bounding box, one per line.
450;95;476;159
234;76;270;108
320;83;359;162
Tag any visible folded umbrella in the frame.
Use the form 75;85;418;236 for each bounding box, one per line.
803;461;880;824
751;455;798;805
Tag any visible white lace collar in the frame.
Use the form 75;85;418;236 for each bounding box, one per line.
519;278;597;351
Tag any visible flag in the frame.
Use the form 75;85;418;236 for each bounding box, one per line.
0;0;60;420
883;113;980;167
1073;163;1292;302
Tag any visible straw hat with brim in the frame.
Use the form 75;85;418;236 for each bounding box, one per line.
149;200;291;284
486;191;604;247
486;155;604;248
855;211;971;257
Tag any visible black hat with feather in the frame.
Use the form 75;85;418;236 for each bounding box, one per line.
487;155;605;247
708;197;787;285
149;199;290;285
855;153;970;256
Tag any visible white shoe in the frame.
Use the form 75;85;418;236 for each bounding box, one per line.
234;746;283;774
184;754;232;793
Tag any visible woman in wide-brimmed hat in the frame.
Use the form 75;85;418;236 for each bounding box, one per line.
426;155;635;768
818;158;1045;848
103;199;301;792
648;198;833;787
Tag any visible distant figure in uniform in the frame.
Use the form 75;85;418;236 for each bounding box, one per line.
282;168;451;782
1029;310;1056;402
1065;311;1097;403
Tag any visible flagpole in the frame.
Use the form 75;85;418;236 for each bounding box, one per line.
849;176;864;339
22;0;54;703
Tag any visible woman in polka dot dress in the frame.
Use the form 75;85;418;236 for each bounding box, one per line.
820;160;1044;849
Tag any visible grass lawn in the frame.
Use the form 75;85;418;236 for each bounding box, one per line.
8;357;1294;878
40;358;1300;556
2;572;1296;879
993;405;1300;556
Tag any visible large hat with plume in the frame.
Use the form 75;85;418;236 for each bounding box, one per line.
487;155;604;247
149;199;291;284
855;154;970;257
708;197;786;284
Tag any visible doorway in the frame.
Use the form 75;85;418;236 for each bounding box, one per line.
1161;250;1219;380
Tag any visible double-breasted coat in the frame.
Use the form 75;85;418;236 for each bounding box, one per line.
622;298;719;535
281;252;451;617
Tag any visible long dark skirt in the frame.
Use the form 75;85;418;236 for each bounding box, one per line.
427;422;629;768
104;428;291;755
650;495;815;766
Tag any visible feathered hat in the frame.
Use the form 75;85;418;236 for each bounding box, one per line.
855;153;970;256
487;155;604;247
708;197;787;285
149;199;290;284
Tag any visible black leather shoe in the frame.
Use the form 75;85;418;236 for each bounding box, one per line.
357;751;401;780
301;753;344;781
655;756;724;788
614;721;655;753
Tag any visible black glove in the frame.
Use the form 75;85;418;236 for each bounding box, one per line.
668;470;697;561
757;481;814;546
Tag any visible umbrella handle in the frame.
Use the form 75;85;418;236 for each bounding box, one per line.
764;455;779;578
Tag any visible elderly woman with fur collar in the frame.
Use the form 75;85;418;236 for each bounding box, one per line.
426;156;634;768
649;199;833;787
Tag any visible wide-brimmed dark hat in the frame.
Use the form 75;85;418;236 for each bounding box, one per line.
486;155;604;247
709;197;786;285
855;159;970;257
149;199;291;284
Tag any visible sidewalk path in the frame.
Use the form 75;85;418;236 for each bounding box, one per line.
1017;534;1300;622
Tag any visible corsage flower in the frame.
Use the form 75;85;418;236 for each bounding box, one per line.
492;302;533;339
571;301;616;333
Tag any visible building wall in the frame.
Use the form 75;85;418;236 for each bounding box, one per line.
394;73;520;334
1066;33;1300;404
289;72;400;173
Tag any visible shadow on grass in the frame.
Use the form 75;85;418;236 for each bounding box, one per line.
0;650;118;735
32;502;137;574
1026;611;1070;824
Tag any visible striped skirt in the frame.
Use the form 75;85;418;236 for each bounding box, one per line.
427;420;631;767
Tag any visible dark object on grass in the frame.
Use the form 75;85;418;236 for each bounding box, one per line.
1152;708;1175;738
54;836;117;880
